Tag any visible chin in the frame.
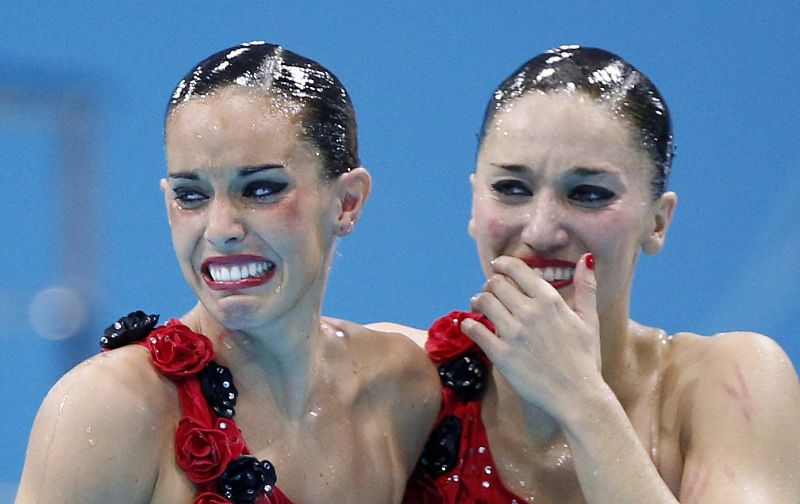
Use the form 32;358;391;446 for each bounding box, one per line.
205;295;272;330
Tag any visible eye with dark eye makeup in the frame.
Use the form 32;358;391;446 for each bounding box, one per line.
568;185;616;206
242;180;289;201
173;187;209;210
491;179;533;198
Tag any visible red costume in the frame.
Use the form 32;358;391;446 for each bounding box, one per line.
403;311;525;503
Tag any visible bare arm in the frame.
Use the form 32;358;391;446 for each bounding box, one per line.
675;332;800;503
16;347;169;504
559;333;800;504
463;255;800;503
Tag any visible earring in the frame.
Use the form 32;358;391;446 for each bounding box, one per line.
339;221;354;235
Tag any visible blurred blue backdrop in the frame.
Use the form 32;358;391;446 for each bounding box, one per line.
1;0;798;497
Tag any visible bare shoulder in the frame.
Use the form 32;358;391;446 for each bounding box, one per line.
668;329;798;383
323;316;437;390
322;316;440;470
16;345;175;503
365;321;428;348
665;330;800;501
322;316;439;417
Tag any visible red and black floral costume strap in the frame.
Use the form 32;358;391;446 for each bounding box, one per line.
402;311;525;504
100;311;293;504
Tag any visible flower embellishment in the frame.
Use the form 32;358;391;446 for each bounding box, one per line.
201;362;239;418
218;456;278;503
425;311;494;363
437;350;488;401
100;312;282;504
100;310;159;349
419;415;462;475
145;322;215;379
176;417;241;483
194;492;232;504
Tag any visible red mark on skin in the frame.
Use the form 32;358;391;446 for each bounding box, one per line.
682;466;710;504
216;328;232;346
723;463;737;482
721;363;755;424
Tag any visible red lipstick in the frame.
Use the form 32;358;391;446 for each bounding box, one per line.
201;254;276;291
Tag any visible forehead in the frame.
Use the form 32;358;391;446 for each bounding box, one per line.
480;92;652;173
165;87;319;173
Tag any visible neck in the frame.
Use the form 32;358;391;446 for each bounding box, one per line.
183;290;325;420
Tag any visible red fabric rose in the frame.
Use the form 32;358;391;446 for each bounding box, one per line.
194;492;231;504
175;417;234;483
215;417;246;459
425;311;495;363
144;321;215;379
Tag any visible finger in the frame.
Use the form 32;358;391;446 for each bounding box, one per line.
491;256;549;298
485;274;531;317
573;253;599;334
470;292;515;337
461;318;505;361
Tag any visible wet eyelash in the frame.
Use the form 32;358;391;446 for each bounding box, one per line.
491;179;532;197
568;185;616;204
243;180;289;199
173;187;208;207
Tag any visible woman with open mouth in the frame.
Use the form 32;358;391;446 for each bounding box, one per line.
16;41;440;504
389;46;800;503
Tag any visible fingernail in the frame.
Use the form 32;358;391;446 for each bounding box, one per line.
586;253;594;270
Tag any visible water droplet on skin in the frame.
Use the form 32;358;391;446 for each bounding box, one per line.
58;394;69;416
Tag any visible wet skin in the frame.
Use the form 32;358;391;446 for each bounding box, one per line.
16;87;440;504
384;92;800;503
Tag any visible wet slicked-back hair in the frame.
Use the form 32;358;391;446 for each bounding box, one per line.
167;41;359;180
480;45;674;198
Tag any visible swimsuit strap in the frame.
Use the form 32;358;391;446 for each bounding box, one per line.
101;311;292;504
403;311;525;504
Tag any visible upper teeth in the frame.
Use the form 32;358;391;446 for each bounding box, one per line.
532;267;574;282
208;261;274;282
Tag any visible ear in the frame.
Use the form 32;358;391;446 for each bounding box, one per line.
159;178;173;227
332;167;372;236
467;173;477;239
641;191;677;255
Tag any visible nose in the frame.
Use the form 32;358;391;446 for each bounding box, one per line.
519;190;570;254
204;197;246;250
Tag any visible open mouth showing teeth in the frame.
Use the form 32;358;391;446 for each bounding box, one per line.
207;261;275;282
532;267;574;283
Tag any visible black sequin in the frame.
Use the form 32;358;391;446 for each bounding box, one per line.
200;361;238;418
438;351;487;401
100;311;159;350
218;456;277;503
419;415;462;475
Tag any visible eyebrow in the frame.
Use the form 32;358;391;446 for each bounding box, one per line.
168;163;286;180
572;167;609;177
490;163;529;173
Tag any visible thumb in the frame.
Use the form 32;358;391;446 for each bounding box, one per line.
573;253;599;332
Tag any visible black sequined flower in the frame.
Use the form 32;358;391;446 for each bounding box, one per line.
200;361;238;418
100;310;159;350
438;350;488;401
419;415;462;475
217;455;277;503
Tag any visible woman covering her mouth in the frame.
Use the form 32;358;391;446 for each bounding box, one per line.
379;45;800;503
16;41;440;503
